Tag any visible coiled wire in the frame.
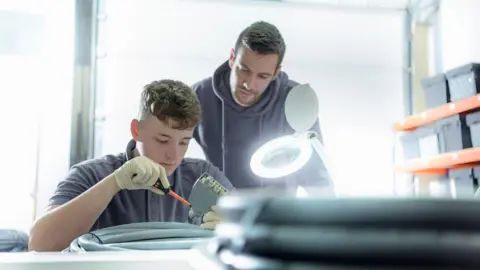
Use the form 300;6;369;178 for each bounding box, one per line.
66;222;214;252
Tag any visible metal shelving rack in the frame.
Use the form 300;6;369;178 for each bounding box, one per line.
394;94;480;175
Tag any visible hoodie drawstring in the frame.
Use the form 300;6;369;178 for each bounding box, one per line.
258;115;264;188
221;100;226;174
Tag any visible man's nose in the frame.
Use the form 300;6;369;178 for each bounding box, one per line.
243;74;256;90
165;146;177;161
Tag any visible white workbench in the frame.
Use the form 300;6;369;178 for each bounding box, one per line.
0;249;219;270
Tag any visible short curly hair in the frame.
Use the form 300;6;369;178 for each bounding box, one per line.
139;79;201;130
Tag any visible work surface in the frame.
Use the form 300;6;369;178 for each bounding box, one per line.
0;249;217;270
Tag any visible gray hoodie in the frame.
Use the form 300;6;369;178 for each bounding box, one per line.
192;61;331;190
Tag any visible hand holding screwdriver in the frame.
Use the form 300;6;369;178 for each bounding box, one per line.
113;156;170;195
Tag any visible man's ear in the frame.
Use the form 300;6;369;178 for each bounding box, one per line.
228;48;235;68
130;119;140;141
273;66;281;80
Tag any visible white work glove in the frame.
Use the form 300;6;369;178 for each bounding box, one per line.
113;156;170;195
200;206;221;230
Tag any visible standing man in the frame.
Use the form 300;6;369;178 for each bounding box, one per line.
192;21;331;190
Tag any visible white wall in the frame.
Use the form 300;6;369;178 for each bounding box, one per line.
33;0;75;219
0;0;74;231
438;0;480;71
97;0;405;196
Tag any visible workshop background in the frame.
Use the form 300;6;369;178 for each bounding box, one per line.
1;0;479;233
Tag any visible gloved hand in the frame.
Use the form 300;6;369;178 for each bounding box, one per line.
113;156;169;195
200;206;221;230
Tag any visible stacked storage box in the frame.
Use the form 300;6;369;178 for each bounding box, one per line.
448;167;480;199
446;63;480;155
466;110;480;147
399;115;472;159
400;62;480;197
446;63;480;101
421;73;449;109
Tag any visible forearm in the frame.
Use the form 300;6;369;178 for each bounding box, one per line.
29;174;120;252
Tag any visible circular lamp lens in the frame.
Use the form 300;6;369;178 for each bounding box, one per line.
250;134;312;179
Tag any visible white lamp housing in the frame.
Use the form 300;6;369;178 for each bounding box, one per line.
249;83;333;184
250;132;313;179
250;131;330;180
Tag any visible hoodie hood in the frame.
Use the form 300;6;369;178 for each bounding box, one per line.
211;61;288;116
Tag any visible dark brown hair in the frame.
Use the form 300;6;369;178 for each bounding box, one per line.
235;21;286;67
139;79;201;130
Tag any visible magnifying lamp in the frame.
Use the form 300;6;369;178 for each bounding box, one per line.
250;84;332;180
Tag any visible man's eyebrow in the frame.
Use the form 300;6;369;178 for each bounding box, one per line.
241;62;273;76
240;62;251;70
158;133;192;140
157;133;171;138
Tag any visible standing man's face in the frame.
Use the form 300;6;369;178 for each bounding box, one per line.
228;46;280;107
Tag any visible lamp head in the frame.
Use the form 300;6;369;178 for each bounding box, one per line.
250;133;313;178
285;83;319;133
250;84;320;178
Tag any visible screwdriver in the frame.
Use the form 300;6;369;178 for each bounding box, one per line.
131;173;192;207
152;178;192;207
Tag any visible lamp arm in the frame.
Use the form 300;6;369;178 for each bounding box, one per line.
306;131;334;186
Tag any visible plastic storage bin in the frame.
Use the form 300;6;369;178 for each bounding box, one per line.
421;73;449;109
436;114;472;153
446;63;480;101
416;175;451;198
473;166;480;197
466;110;480;147
399;132;420;160
415;126;441;158
474;166;480;180
448;167;477;199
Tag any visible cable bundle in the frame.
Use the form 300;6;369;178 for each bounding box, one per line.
67;222;214;252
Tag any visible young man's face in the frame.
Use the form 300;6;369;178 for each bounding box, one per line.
131;115;193;176
229;46;280;107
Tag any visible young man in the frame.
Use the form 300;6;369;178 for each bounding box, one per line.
28;79;233;252
192;21;331;190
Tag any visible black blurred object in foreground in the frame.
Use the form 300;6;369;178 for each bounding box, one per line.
192;192;480;270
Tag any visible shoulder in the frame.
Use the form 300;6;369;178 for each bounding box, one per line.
69;153;126;182
276;71;300;101
176;158;234;190
284;79;300;93
191;77;213;94
271;78;299;108
49;153;127;208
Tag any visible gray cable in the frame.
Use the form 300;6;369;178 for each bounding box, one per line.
66;222;215;252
